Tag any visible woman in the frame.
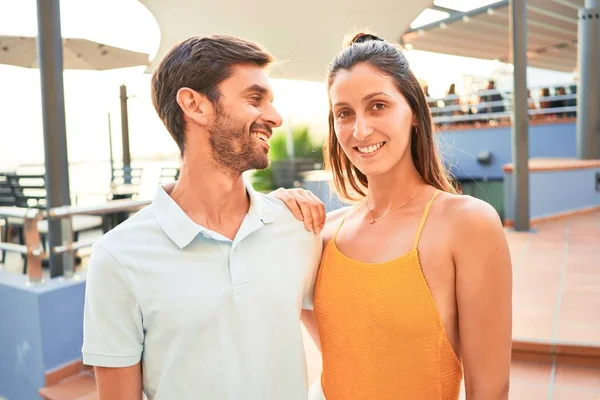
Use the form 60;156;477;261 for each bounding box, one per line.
298;32;512;400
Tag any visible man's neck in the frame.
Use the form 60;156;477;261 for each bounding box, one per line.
169;161;250;240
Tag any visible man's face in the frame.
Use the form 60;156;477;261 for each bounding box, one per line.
207;63;282;175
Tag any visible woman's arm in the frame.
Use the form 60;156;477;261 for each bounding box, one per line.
452;198;513;400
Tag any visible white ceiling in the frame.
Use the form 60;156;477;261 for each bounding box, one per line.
139;0;433;81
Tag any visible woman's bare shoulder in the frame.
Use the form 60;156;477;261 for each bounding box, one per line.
434;191;505;249
435;191;502;226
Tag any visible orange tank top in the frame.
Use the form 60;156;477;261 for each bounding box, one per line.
313;190;462;400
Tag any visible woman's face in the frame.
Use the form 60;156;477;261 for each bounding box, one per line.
329;63;415;178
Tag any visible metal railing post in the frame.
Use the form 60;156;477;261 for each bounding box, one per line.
23;209;45;283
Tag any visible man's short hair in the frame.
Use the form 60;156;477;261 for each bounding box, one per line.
151;35;274;154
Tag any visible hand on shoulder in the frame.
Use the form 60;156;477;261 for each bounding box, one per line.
267;187;326;233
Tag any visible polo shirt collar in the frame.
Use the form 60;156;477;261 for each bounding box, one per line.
151;180;273;249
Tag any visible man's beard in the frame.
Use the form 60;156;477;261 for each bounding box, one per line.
208;110;270;175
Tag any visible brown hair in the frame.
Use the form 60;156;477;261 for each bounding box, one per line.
151;35;274;155
325;31;456;201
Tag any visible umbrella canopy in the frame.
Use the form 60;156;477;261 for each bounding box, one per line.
0;35;150;70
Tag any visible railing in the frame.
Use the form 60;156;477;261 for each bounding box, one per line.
0;199;151;283
0;207;45;283
428;84;578;125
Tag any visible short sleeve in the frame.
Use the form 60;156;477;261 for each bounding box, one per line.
302;234;323;310
82;242;144;367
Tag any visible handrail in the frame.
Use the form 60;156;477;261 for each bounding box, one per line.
47;199;151;272
0;207;41;219
0;207;45;283
432;106;577;124
1;199;151;283
48;198;151;218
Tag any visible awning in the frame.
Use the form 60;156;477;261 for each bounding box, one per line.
401;0;583;72
139;0;433;81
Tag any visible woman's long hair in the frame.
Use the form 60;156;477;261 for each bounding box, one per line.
324;31;456;201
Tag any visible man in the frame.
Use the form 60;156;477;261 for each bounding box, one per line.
82;35;324;399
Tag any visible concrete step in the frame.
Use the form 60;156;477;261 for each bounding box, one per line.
513;340;600;367
38;371;96;400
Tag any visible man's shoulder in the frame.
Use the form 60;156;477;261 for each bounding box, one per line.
255;192;321;245
94;205;161;253
255;191;298;221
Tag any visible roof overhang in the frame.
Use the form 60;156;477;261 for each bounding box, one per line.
401;0;583;72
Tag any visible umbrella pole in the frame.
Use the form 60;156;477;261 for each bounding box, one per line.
36;0;74;277
120;84;132;184
108;113;115;185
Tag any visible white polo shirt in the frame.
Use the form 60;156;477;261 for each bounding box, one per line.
82;184;322;400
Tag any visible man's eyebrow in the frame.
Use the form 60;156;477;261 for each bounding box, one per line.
242;84;268;95
241;84;273;102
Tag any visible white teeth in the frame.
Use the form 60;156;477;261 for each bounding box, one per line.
357;142;384;154
251;131;268;142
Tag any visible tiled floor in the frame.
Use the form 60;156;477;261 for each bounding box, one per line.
509;211;600;346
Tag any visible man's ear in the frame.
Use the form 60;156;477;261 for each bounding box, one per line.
176;88;211;126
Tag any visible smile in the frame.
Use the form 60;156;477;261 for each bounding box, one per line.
251;131;270;142
354;141;386;154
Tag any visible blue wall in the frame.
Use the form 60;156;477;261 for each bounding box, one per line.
504;167;600;221
0;272;86;400
0;274;45;400
438;121;577;180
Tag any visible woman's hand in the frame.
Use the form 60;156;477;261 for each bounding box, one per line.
269;188;326;234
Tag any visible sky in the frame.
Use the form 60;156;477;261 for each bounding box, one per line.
0;0;575;170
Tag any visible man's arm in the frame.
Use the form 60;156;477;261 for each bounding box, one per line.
301;310;321;351
83;243;144;399
453;199;512;400
95;364;142;400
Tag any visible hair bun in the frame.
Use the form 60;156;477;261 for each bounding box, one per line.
342;31;384;49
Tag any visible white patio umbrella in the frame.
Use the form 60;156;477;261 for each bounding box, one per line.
0;35;150;70
0;33;149;203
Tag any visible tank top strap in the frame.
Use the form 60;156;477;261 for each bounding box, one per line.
332;205;358;241
412;190;441;251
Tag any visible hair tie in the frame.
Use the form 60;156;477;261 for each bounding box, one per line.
352;33;384;45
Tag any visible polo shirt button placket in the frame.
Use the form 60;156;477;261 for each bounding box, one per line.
230;245;250;294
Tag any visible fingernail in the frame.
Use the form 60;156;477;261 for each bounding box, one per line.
297;216;304;221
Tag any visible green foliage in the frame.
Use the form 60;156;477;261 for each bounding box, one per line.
251;166;275;192
269;125;323;161
250;125;323;192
